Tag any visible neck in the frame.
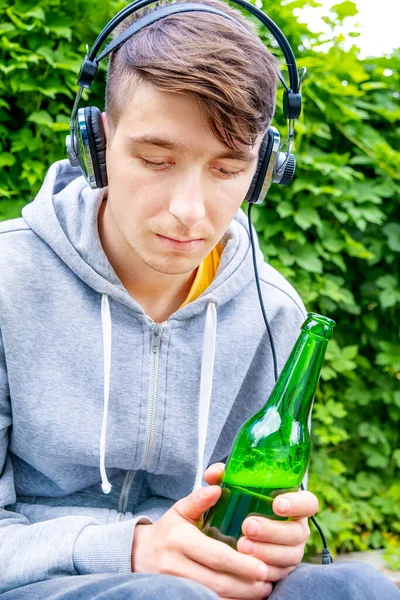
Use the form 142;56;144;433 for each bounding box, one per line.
97;200;197;322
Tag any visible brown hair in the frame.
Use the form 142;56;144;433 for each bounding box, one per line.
105;0;279;151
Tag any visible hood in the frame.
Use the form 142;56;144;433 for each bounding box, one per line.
21;159;264;496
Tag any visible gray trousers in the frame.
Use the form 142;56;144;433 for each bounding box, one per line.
2;562;400;599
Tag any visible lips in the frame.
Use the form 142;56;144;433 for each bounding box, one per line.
167;236;202;242
155;232;203;242
155;234;205;251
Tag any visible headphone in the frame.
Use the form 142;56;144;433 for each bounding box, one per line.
66;0;304;204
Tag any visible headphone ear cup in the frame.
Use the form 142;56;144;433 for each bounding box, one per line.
244;128;276;204
84;106;108;188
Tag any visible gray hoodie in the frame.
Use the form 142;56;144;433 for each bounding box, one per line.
0;159;306;592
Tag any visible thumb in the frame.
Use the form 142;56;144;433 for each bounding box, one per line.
174;485;222;524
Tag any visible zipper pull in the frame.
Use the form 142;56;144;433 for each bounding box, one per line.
151;324;163;353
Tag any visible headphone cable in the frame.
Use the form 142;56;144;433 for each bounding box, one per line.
247;201;333;565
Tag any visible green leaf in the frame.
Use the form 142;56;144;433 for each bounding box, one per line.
379;289;400;309
321;366;337;381
5;7;36;31
36;46;56;66
363;313;378;333
348;473;381;498
294;206;321;230
50;122;70;132
43;15;73;41
24;7;45;20
0;153;16;167
376;342;400;373
276;201;293;218
293;245;323;273
27;111;53;126
330;253;346;272
383;223;400;252
326;341;358;373
343;233;375;259
376;275;398;290
360;205;386;225
366;452;390;469
0;23;15;35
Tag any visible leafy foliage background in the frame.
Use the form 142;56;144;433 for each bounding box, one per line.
1;0;399;565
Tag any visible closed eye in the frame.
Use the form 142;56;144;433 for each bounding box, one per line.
138;158;242;178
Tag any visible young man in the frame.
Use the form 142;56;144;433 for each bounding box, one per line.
0;0;399;598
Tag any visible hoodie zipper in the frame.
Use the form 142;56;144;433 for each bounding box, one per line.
116;321;166;521
117;469;136;516
143;322;166;470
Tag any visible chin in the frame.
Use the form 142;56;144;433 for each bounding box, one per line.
142;254;200;276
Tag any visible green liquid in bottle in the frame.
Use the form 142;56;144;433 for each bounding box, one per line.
203;483;296;549
203;442;309;548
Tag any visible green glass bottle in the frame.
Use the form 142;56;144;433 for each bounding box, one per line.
202;313;335;548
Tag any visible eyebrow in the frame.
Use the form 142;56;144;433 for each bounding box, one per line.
125;134;257;162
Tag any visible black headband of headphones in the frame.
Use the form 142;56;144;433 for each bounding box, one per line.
74;0;302;121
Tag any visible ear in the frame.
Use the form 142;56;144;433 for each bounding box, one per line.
101;112;109;141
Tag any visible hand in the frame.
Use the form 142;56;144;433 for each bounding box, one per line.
131;484;274;599
204;463;319;583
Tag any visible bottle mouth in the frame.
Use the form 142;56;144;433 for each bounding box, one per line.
302;313;336;339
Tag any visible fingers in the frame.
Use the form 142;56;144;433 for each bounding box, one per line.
272;490;319;519
232;541;297;581
180;525;270;583
237;536;306;570
183;556;272;599
174;485;221;524
241;515;310;547
161;546;273;599
204;462;225;485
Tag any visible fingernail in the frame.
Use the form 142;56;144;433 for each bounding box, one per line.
256;564;268;580
242;538;255;553
247;519;260;536
277;497;291;513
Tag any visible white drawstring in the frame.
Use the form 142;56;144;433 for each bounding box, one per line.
100;293;112;494
193;299;218;490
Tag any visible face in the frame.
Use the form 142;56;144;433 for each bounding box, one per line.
103;80;263;276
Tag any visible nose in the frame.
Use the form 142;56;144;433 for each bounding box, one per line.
168;169;206;227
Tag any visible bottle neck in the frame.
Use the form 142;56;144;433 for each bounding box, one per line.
263;331;329;424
